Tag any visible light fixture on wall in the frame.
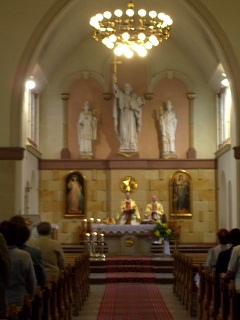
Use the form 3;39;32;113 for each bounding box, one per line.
221;78;229;87
89;1;173;58
221;72;229;87
25;77;36;90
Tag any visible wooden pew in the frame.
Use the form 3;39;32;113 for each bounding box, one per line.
197;264;206;320
217;274;230;320
8;250;90;320
42;281;52;320
8;294;34;320
173;252;207;317
208;269;221;320
64;250;90;317
186;255;206;317
8;305;20;320
62;266;72;320
57;272;66;320
31;287;42;320
228;279;240;320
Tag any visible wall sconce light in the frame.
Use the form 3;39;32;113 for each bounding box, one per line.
25;77;36;90
221;78;229;87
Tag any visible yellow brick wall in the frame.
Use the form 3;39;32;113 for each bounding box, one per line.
39;168;217;244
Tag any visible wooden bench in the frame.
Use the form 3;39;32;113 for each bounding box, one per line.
8;251;90;320
64;251;90;317
228;279;240;320
173;251;207;317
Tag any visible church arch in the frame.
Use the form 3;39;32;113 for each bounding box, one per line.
9;0;240;150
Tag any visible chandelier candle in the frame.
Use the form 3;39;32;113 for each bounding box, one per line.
90;1;173;58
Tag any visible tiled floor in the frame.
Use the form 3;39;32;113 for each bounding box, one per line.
73;284;195;320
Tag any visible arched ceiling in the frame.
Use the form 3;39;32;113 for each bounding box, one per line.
30;0;226;92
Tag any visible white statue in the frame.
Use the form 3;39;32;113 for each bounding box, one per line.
78;101;97;156
159;100;178;158
113;78;145;152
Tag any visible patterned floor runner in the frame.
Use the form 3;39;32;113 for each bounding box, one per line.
106;256;155;282
107;272;155;283
97;283;174;320
107;256;152;265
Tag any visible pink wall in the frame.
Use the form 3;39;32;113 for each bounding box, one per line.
68;61;189;159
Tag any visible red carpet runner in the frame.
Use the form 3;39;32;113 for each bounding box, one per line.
97;283;174;320
106;256;155;282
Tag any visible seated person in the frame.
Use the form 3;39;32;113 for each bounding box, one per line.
10;215;39;248
0;233;12;319
144;195;164;221
216;228;240;279
0;220;37;307
36;221;65;282
16;225;46;288
205;228;230;270
116;192;141;225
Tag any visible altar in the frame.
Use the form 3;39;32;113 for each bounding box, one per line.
92;224;155;256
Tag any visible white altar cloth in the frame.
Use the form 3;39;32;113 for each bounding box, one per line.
92;223;155;235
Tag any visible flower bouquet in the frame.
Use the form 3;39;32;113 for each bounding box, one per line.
148;214;180;242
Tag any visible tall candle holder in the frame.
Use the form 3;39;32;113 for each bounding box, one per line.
84;231;105;258
99;233;105;258
82;219;88;234
85;233;91;253
89;218;94;231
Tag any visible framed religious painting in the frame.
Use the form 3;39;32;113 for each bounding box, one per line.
64;171;86;218
170;170;192;217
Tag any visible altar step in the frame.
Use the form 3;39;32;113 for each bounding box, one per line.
62;242;214;255
151;242;215;254
89;255;174;285
62;243;213;285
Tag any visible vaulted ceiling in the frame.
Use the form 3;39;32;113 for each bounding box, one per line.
30;0;227;93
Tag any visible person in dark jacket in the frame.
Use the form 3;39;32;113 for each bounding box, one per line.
0;220;37;307
0;233;12;318
215;228;240;281
16;224;46;288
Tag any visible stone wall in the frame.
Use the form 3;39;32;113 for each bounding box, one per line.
39;168;217;244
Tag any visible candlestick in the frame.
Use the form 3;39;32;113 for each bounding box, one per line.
92;232;97;242
100;233;104;242
82;219;87;229
85;233;90;242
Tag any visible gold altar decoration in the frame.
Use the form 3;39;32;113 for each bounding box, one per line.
117;151;138;158
125;237;134;247
120;176;138;193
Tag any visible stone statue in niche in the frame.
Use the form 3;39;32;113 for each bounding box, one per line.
78;101;97;157
159;100;178;159
113;77;145;153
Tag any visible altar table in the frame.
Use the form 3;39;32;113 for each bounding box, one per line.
92;224;155;256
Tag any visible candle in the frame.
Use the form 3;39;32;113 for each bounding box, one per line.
82;219;87;229
90;218;94;223
85;233;90;241
92;232;97;242
100;233;104;242
97;218;101;224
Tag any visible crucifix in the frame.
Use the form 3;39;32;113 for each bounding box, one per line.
111;55;122;83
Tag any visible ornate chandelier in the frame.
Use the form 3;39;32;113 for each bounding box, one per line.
89;1;173;58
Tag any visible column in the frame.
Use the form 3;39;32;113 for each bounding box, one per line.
61;93;70;159
34;93;39;147
187;93;196;159
216;91;221;149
